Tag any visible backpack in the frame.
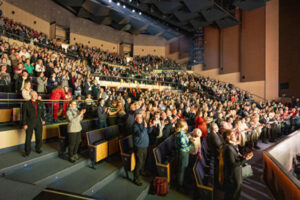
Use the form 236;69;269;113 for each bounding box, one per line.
150;177;169;196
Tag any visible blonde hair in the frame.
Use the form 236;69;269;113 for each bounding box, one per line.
176;120;187;133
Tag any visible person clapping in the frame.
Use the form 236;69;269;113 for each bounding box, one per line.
66;100;86;163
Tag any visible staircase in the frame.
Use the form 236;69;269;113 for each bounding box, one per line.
0;142;190;200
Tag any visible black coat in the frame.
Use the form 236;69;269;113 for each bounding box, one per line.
223;143;246;185
207;131;223;157
15;76;30;92
22;100;45;126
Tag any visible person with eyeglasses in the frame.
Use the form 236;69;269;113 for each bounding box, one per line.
66;100;86;163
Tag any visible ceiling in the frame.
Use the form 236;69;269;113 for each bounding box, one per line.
53;0;269;40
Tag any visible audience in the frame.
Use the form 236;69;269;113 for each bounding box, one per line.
0;14;299;198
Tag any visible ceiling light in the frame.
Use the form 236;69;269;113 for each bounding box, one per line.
109;0;112;2
132;9;135;13
139;12;142;15
123;5;126;8
117;2;120;6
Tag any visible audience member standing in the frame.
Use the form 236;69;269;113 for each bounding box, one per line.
195;110;208;138
97;98;108;128
223;130;253;200
22;91;45;156
207;123;223;188
132;113;153;186
66;100;86;163
175;120;190;187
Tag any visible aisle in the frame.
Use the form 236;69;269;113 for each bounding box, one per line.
240;142;274;200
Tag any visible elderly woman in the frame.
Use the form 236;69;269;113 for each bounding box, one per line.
66;100;86;163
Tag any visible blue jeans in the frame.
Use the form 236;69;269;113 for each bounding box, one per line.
98;121;107;129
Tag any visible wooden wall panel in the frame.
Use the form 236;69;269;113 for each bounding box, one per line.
240;7;266;82
204;26;220;69
220;25;240;74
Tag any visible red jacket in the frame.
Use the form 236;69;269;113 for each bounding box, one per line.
64;91;72;101
50;88;65;100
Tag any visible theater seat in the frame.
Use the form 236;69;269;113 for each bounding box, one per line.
193;157;214;200
86;129;109;168
153;135;177;182
119;135;136;178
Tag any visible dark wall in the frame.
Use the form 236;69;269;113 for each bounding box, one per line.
279;0;300;98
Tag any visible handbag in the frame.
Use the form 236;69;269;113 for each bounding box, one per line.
242;163;253;179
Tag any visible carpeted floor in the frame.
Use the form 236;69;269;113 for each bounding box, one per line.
0;140;276;200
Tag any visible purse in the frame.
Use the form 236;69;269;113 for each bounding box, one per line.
242;163;253;179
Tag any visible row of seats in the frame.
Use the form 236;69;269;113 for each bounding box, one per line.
59;121;121;168
86;125;121;168
58;119;99;158
153;134;177;183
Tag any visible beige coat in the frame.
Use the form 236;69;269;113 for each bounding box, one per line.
66;107;83;133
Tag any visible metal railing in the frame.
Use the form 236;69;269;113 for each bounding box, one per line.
0;98;99;125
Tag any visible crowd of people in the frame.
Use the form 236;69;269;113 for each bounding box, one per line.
1;14;300;200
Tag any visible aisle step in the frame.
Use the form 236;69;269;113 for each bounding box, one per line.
49;156;122;195
4;156;87;187
92;177;149;200
0;143;58;175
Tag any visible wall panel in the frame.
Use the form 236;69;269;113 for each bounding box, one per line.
240;7;266;82
0;1;50;36
204;26;220;69
220;25;240;74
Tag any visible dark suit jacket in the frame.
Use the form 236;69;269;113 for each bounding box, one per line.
15;76;30;92
22;100;45;126
223;143;246;185
207;131;223;157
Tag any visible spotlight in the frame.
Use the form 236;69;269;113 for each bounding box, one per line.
132;9;135;13
123;5;126;8
139;12;142;15
117;2;120;6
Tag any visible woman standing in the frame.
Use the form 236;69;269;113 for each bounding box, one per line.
195;110;208;138
223;129;253;200
37;72;47;94
66;100;86;163
175;120;191;187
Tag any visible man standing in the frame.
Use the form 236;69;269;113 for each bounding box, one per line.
207;123;223;188
22;91;45;157
132;113;153;186
97;98;108;128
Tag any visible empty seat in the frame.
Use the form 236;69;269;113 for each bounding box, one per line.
119;135;136;176
153;135;177;182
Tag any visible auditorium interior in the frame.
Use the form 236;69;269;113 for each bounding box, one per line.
0;0;299;199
